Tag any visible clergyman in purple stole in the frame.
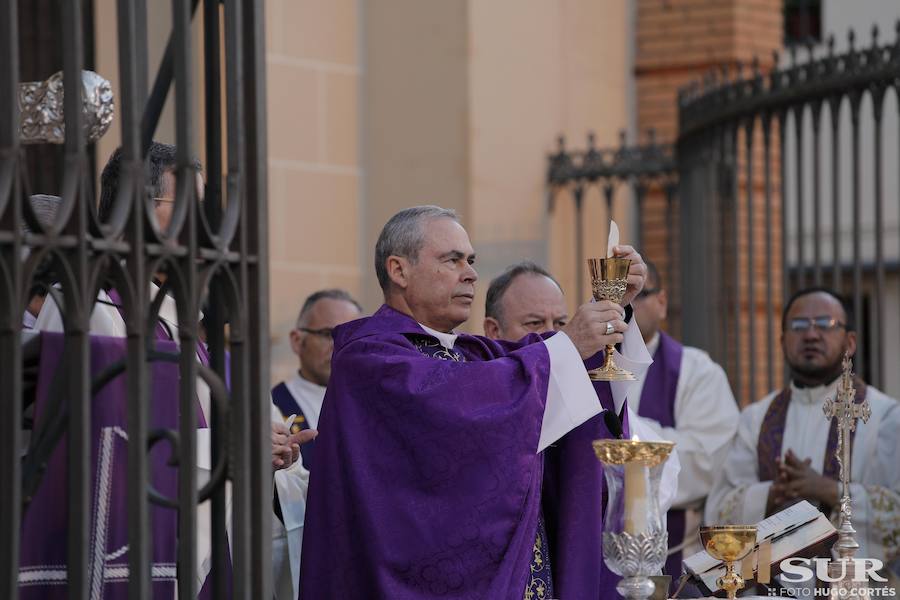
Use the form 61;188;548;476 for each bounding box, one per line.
542;350;629;599
19;331;185;599
636;331;685;583
300;305;615;599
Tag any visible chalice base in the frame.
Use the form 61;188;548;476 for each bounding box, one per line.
587;347;637;382
616;575;656;600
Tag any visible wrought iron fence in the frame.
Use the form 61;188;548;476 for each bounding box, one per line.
0;0;271;598
549;27;900;406
546;131;678;324
677;27;900;403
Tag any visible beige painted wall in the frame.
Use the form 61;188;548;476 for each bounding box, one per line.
266;0;363;384
466;0;634;329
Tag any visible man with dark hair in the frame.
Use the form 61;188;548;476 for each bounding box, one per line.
707;287;900;590
482;260;681;599
270;289;362;600
97;141;202;229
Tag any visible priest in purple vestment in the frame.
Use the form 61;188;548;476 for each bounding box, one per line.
300;206;674;599
483;261;682;599
628;261;737;589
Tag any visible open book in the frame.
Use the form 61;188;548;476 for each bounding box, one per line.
683;501;838;592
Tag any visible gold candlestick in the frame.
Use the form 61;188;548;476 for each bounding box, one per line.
586;257;636;381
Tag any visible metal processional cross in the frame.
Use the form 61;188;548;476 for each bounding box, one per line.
822;352;872;597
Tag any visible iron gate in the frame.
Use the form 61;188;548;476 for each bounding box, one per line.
0;0;272;598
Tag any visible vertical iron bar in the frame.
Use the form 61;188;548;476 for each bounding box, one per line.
730;126;741;404
763;114;775;395
745;118;757;404
830;98;842;292
116;0;151;596
574;186;584;302
0;0;21;596
717;129;729;368
634;183;645;252
242;0;272;594
794;106;806;290
665;183;678;339
202;0;228;596
811;102;822;285
850;93;864;378
172;0;198;595
224;0;249;596
779;111;789;383
61;0;91;596
872;92;885;389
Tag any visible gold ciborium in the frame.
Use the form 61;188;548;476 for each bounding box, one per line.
698;525;758;600
586;257;636;381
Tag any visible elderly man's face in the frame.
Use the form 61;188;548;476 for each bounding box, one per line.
781;291;856;386
484;274;567;342
400;217;478;332
290;298;361;386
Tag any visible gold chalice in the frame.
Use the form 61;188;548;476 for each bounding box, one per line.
586;257;636;381
698;525;758;600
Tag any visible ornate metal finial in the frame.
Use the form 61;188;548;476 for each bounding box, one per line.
587;131;597;149
556;135;566;152
848;28;856;51
618;130;627;148
822;351;871;565
18;70;114;145
872;24;880;47
828;34;836;55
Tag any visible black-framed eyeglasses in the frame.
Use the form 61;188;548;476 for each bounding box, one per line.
298;327;334;339
786;316;846;333
636;288;660;300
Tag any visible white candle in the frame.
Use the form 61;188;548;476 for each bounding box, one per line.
624;440;649;535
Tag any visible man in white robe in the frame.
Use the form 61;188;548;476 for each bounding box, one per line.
270;289;362;600
706;287;900;591
626;261;739;582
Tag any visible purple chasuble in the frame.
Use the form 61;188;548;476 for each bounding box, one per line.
637;332;685;585
757;379;868;484
300;305;555;599
19;332;184;599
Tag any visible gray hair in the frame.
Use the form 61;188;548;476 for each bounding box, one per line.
485;261;561;323
296;288;363;328
374;205;460;291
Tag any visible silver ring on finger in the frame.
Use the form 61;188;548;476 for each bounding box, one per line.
605;321;615;336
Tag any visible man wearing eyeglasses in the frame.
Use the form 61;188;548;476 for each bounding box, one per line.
270;288;362;600
626;260;738;589
706;287;900;588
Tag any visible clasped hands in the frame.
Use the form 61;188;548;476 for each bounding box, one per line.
766;449;840;515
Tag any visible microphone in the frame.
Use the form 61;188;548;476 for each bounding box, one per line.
603;409;624;440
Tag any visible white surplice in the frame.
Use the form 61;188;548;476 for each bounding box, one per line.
705;379;900;584
625;333;740;552
270;374;323;600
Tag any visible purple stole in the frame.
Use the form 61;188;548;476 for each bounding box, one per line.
271;380;316;470
637;332;685;584
757;379;868;484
